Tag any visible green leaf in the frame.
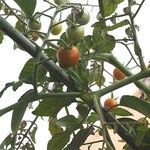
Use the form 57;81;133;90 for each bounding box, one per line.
65;127;93;150
19;58;47;84
0;134;12;149
49;117;63;136
103;0;124;17
67;62;89;90
142;128;150;145
77;35;93;56
134;125;147;146
11;89;35;133
47;131;70;150
29;126;37;143
86;112;99;124
0;30;4;44
15;20;26;33
57;115;80;131
88;63;105;86
120;95;150;118
76;103;89;120
111;107;133;116
32;98;71;117
14;0;36;17
12;80;23;91
0;82;14;98
93;26;115;52
44;48;57;59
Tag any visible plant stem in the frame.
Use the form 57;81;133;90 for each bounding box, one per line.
93;95;115;150
0;16;77;90
128;0;146;70
16;116;38;150
94;68;150;97
93;53;150;96
0;92;80;117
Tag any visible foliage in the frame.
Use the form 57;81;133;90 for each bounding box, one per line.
0;0;150;150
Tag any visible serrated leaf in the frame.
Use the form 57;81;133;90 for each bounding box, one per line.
77;35;93;56
103;0;124;17
14;0;36;17
19;58;47;84
47;131;70;150
57;115;80;131
32;98;71;117
65;127;93;150
0;30;4;44
11;89;35;133
110;107;133;116
93;27;115;52
120;95;150;118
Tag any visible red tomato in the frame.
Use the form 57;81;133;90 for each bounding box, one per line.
104;98;118;109
113;68;126;80
57;46;80;68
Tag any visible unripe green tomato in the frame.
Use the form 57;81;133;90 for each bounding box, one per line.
51;20;62;35
75;9;90;25
66;25;84;43
54;0;66;6
28;18;41;30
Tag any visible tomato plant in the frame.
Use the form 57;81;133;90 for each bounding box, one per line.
113;68;126;81
57;46;80;68
0;0;150;150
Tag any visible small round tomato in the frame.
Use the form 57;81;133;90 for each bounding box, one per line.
104;98;118;109
51;21;62;35
28;18;41;30
74;9;90;25
54;0;66;6
113;68;126;81
66;25;84;43
31;32;39;41
57;46;80;68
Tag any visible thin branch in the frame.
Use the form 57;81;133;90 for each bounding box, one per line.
16;116;38;150
132;0;145;19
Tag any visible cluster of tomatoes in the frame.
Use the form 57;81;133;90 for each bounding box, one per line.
27;1;90;69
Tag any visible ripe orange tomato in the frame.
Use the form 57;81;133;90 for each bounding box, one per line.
57;46;80;68
104;98;118;109
113;68;126;80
